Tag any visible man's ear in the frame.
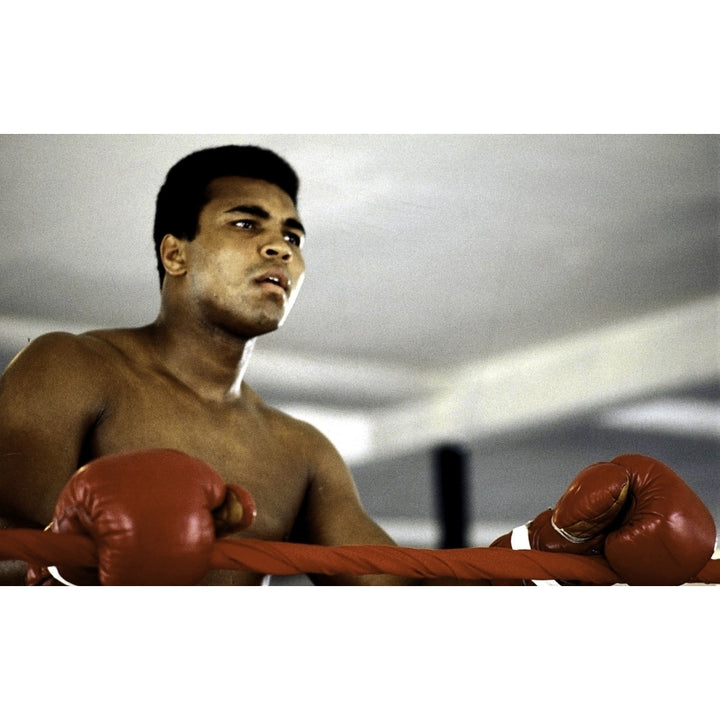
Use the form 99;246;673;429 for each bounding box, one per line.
159;234;188;278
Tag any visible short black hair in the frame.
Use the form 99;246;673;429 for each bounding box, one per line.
153;145;300;287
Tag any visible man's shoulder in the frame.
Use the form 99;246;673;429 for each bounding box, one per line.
244;388;305;425
248;393;339;454
6;330;99;367
0;331;121;417
81;327;151;359
4;327;151;382
19;329;117;362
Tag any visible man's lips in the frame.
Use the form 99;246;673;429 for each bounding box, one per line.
255;268;290;294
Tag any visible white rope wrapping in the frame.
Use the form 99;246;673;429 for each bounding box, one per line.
47;565;76;586
511;524;561;586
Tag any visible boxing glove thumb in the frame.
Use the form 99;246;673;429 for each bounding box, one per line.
491;462;630;556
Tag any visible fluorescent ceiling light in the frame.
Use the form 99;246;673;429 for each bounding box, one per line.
600;399;720;438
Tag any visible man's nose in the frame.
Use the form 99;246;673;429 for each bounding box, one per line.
260;238;293;262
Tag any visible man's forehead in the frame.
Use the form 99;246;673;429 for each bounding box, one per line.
204;176;304;234
206;175;297;209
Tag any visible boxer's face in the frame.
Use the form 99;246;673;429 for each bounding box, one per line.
170;176;306;337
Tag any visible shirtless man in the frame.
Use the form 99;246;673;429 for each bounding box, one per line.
0;144;400;585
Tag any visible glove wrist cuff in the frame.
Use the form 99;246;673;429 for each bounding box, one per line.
551;516;596;544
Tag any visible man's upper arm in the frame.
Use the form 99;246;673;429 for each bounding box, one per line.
292;423;406;585
0;333;107;526
300;429;394;547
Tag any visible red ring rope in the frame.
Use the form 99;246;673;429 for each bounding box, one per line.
211;538;623;582
1;528;718;584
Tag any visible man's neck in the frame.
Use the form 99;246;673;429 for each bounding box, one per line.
148;315;257;402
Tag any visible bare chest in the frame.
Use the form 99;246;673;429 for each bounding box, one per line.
87;373;311;542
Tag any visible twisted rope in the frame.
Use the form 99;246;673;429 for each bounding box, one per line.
211;538;622;582
210;538;720;583
1;528;718;584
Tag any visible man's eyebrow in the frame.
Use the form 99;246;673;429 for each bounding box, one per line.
226;204;270;220
226;205;305;236
284;218;306;235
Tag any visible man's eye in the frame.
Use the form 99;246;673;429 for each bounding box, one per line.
233;219;254;229
285;233;303;248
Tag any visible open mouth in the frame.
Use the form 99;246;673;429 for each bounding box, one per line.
256;269;289;294
262;276;284;289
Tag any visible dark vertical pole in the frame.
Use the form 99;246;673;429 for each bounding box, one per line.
434;444;469;549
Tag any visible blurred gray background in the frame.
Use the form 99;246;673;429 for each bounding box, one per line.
1;135;718;577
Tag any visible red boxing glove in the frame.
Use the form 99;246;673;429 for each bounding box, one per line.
603;454;716;585
27;449;256;585
492;454;716;585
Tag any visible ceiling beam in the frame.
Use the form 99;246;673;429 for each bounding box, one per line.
364;294;719;461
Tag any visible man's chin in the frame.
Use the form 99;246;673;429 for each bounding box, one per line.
247;313;288;337
216;303;294;340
